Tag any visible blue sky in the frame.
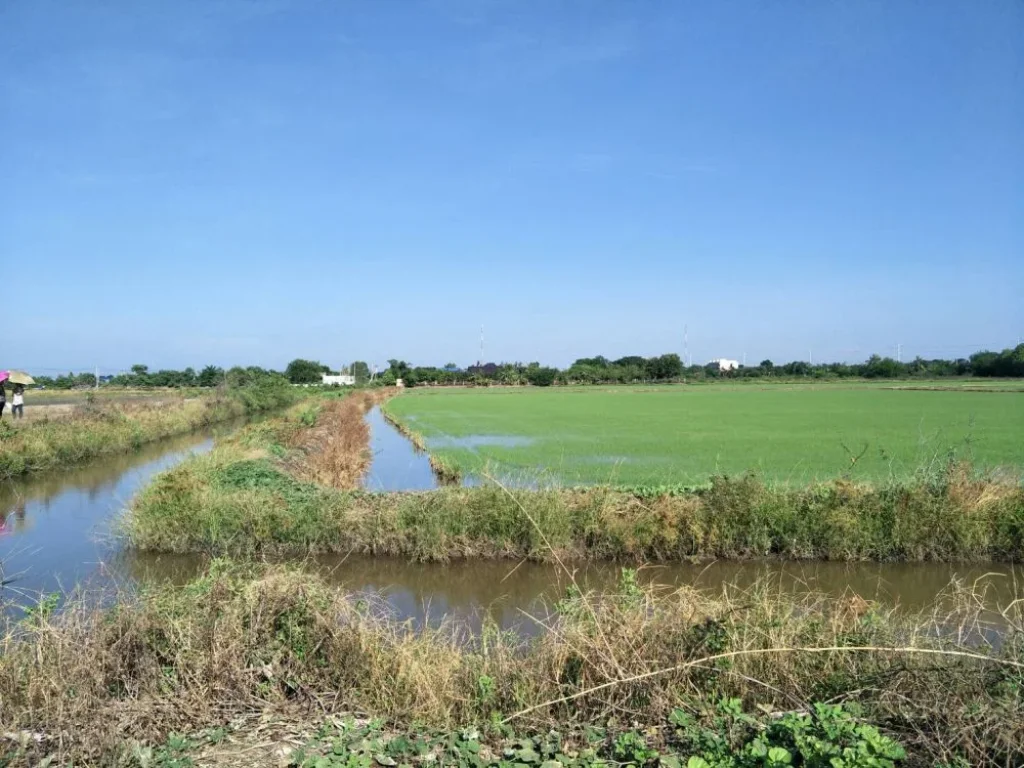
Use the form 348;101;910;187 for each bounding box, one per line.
2;0;1021;373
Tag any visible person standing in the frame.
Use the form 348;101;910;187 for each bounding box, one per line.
0;383;5;419
11;385;24;419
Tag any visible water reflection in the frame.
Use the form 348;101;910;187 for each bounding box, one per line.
0;501;27;537
112;552;1024;636
0;419;252;598
362;407;441;491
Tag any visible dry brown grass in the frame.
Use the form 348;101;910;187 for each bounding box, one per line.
285;390;394;490
1;562;1022;765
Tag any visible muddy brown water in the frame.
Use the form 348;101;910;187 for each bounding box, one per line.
1;410;1020;634
115;552;1024;636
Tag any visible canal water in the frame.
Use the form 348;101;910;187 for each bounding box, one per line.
361;406;441;491
2;411;1020;633
114;550;1024;636
0;420;250;599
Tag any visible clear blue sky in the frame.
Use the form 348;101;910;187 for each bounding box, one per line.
2;0;1021;374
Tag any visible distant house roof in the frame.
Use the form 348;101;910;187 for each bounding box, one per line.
322;374;356;385
708;359;740;370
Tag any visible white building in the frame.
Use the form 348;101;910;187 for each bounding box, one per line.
322;374;356;386
708;358;740;372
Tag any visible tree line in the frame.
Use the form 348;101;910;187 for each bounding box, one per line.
381;346;1024;387
33;364;285;390
28;344;1024;390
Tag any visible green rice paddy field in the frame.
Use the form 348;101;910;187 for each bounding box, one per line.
384;384;1024;485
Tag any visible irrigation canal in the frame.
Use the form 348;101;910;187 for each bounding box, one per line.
1;410;1020;633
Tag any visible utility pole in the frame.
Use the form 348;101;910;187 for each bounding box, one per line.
895;343;902;363
809;349;813;366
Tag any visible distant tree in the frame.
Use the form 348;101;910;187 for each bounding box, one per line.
497;363;525;385
128;364;151;386
149;370;180;387
613;356;646;368
646;353;683;380
387;359;411;378
197;365;225;387
285;358;328;384
760;359;774;373
1007;344;1024;377
969;351;999;377
525;366;558;387
351;361;371;385
972;345;1024;377
863;355;901;379
224;367;249;388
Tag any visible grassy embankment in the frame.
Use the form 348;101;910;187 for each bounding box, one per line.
126;400;1024;561
0;381;301;478
1;560;1022;765
382;386;1024;486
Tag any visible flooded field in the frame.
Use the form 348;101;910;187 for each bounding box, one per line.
384;386;1024;486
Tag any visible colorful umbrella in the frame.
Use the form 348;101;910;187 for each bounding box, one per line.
0;371;8;383
6;371;34;385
